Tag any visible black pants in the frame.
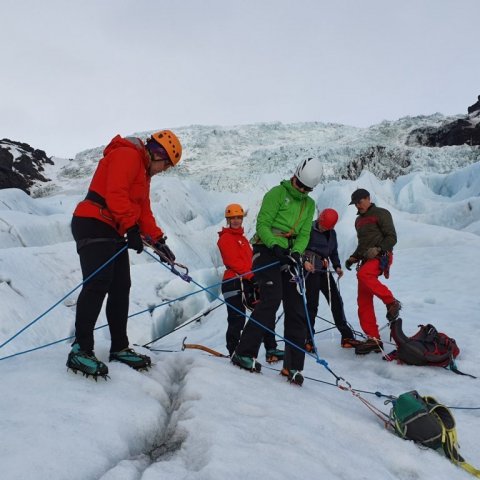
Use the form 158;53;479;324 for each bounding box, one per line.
235;246;307;371
71;217;131;353
221;278;277;356
305;271;354;340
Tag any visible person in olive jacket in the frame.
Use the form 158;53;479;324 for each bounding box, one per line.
345;189;401;355
232;158;323;386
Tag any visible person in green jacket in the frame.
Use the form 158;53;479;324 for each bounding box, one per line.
231;158;323;386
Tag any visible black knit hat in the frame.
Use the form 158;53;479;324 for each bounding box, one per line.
349;188;370;205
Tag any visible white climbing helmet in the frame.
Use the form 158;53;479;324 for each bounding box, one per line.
294;157;323;189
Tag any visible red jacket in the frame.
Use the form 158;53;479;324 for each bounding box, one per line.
217;227;254;281
73;135;163;240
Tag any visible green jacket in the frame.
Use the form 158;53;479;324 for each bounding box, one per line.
352;203;397;259
255;180;315;254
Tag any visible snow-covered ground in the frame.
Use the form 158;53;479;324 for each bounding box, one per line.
0;129;480;479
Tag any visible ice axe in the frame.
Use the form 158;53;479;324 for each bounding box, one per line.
181;337;229;358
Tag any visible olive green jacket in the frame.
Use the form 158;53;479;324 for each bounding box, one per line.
352;203;397;259
255;180;315;254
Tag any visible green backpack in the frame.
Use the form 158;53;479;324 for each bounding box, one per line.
390;391;480;478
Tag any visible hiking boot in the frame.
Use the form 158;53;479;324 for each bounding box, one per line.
265;348;285;363
355;338;383;355
305;339;316;353
281;368;304;386
66;343;109;379
109;348;152;371
341;337;363;349
231;353;262;372
386;299;402;322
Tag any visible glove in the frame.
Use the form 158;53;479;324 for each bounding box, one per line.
272;245;291;265
289;251;302;267
154;237;176;263
365;247;381;260
345;256;358;271
126;225;143;254
242;278;259;310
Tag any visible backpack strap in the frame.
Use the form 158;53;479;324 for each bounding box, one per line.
446;361;477;379
423;396;480;478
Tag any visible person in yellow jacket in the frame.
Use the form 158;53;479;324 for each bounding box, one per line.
232;158;322;386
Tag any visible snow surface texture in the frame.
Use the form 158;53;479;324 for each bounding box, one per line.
0;132;480;479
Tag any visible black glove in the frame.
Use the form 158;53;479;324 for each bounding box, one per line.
272;245;291;265
345;256;357;271
154;237;176;263
242;278;259;310
289;251;302;267
126;225;143;254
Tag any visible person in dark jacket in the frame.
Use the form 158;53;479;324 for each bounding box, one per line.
67;130;182;378
345;189;401;355
304;208;361;351
217;203;282;360
232;157;323;386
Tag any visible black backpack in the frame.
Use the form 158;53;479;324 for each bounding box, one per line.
388;318;459;367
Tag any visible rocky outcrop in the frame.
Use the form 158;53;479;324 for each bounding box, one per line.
340;145;412;181
0;139;53;194
406;95;480;147
468;95;480;115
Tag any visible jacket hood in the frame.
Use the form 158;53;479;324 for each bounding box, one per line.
218;226;245;237
103;135;150;168
281;179;309;200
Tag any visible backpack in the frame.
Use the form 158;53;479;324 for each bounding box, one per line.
388;318;459;367
390;391;480;478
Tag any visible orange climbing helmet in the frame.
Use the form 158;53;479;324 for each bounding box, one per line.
150;130;182;165
225;204;245;218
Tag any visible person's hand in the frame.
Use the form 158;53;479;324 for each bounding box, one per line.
289;251;302;267
345;256;358;271
335;267;344;278
154;237;176;263
126;225;143;254
272;245;291;265
304;260;315;272
365;247;381;259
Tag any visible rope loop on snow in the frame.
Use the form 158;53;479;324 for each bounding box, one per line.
0;245;129;352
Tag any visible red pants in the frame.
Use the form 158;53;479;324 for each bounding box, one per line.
356;256;395;339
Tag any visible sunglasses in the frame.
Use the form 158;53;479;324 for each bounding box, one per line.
295;178;313;192
148;141;172;164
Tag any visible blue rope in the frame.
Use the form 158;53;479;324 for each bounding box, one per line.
0;245;129;351
148;251;339;378
128;260;280;319
0;256;279;362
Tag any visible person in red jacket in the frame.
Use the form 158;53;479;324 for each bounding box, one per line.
67;130;182;378
217;204;283;360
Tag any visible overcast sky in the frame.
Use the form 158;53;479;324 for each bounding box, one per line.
1;0;479;158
